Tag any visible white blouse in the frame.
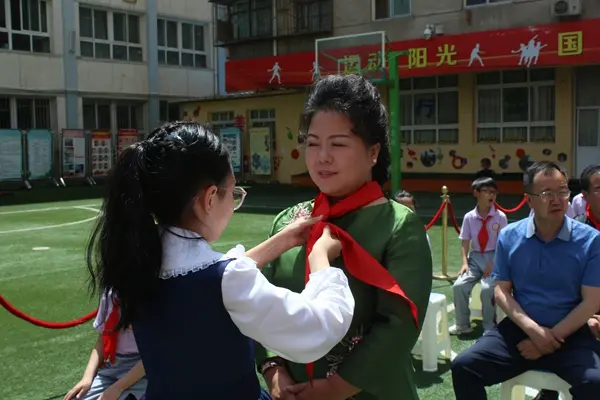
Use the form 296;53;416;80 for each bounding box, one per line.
159;227;355;364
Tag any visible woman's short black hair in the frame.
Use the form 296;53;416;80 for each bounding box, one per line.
86;121;231;329
394;190;416;208
299;74;390;185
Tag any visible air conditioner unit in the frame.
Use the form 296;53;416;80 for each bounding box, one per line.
551;0;582;18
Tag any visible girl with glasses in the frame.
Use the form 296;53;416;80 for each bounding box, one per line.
85;121;355;399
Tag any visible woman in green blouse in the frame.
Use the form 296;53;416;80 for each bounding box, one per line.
255;74;433;400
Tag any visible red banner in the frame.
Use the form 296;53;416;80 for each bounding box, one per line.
226;18;600;92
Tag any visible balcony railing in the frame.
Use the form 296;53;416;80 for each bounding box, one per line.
213;0;333;45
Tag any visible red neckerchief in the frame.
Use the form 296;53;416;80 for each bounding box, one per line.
586;204;600;230
304;181;420;381
101;297;120;364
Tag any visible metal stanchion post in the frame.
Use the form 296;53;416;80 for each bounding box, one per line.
433;186;457;281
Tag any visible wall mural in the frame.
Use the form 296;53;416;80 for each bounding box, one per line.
449;150;468;170
558;152;568;163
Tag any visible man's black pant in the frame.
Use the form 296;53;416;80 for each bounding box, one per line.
451;318;600;399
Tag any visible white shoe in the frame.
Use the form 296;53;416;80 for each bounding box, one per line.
449;324;474;335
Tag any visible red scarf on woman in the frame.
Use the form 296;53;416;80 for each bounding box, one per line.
586;204;600;230
304;181;420;380
101;297;120;364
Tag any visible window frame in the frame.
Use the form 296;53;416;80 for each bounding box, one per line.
295;0;331;33
82;99;111;130
230;0;272;40
0;0;50;53
373;0;412;21
159;100;180;123
210;111;236;135
15;97;51;129
475;69;555;143
115;101;143;130
400;76;460;145
464;0;511;8
78;5;143;62
157;17;207;69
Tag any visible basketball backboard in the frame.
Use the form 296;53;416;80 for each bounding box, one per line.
314;32;387;82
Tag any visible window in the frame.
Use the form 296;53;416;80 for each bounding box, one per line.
465;0;509;6
296;0;331;33
0;97;10;128
116;102;143;129
210;111;235;135
82;99;111;129
231;0;272;40
374;0;411;20
79;6;142;62
157;18;206;68
15;98;50;129
399;75;459;144
0;0;49;53
159;100;180;123
476;69;555;143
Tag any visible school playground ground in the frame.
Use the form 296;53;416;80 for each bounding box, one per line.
0;185;532;399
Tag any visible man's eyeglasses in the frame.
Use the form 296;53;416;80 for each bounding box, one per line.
527;190;571;201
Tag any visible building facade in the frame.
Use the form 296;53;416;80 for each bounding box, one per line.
0;0;218;135
182;0;600;192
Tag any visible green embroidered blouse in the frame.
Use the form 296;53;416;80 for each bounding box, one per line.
255;199;433;400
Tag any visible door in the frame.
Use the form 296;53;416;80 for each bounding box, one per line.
576;107;600;176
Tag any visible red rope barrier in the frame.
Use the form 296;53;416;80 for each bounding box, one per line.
425;202;447;231
446;202;462;234
494;196;527;214
0;294;97;329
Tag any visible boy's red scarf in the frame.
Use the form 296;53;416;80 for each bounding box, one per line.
304;181;420;381
102;297;120;364
586;204;600;230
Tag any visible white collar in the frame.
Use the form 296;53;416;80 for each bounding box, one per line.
159;226;232;279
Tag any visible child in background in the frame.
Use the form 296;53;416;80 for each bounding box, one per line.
394;190;431;248
450;177;507;336
65;290;146;400
475;158;495;179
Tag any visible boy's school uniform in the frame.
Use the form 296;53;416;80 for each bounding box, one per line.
453;206;508;331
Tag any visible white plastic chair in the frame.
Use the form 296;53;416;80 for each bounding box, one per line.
470;282;506;323
500;370;572;400
412;292;453;372
470;283;483;319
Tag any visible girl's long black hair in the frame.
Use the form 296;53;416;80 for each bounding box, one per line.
86;121;231;330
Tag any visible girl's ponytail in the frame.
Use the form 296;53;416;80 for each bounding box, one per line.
87;142;161;330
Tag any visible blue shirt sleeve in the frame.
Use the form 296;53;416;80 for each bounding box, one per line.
492;230;510;282
582;235;600;287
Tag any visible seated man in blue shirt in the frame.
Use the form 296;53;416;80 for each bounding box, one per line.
451;161;600;400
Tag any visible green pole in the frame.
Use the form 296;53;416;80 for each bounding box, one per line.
387;50;408;195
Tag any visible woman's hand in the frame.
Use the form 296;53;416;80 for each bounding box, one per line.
277;216;322;250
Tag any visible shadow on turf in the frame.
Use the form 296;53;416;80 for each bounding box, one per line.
412;358;452;388
412;320;484;389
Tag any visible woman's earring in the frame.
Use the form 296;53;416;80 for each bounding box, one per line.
372;159;377;164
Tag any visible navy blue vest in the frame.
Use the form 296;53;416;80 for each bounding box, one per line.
133;260;264;399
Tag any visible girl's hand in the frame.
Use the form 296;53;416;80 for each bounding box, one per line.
277;216;322;249
311;225;342;262
64;378;92;400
